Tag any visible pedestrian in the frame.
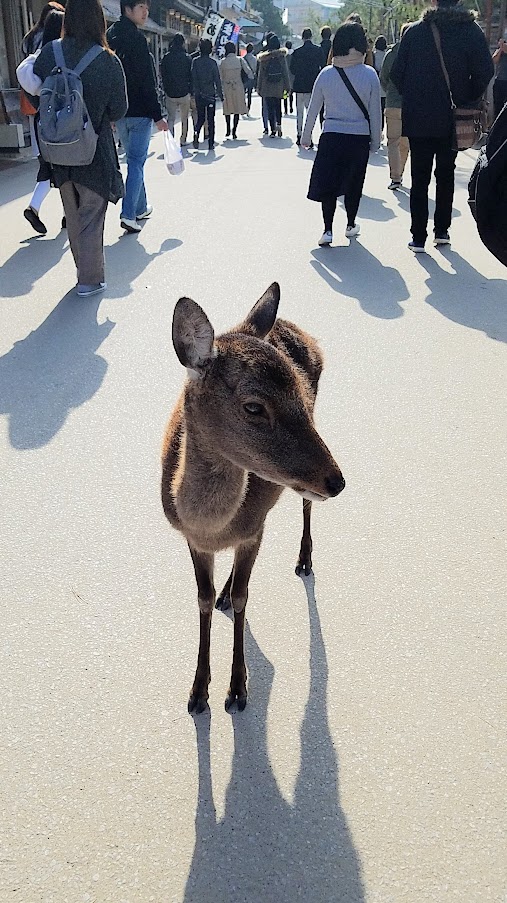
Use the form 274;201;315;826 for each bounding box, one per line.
320;25;332;67
290;28;322;147
17;8;66;235
256;35;291;138
345;15;374;66
191;38;223;151
468;101;507;266
107;0;168;235
390;0;494;252
32;0;128;297
220;42;251;139
302;21;381;247
380;24;411;190
492;35;507;120
244;43;258;113
373;35;387;133
283;40;294;114
19;1;65;234
160;33;192;147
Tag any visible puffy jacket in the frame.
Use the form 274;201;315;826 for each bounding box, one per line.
290;40;322;93
107;15;162;121
391;5;494;138
160;46;192;98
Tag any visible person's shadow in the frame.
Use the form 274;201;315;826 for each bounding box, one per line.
0;291;114;449
184;573;365;903
416;249;507;343
103;236;182;298
0;231;69;298
311;242;409;319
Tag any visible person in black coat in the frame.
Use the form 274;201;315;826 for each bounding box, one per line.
160;34;193;146
391;0;493;252
290;28;323;145
470;102;507;267
107;0;169;233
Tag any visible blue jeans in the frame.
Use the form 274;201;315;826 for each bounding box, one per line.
116;116;152;220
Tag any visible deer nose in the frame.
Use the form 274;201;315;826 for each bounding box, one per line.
325;473;345;497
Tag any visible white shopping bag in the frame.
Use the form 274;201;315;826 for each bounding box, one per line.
163;129;185;176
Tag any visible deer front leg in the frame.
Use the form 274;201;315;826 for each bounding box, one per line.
188;545;215;714
295;498;313;576
225;535;262;712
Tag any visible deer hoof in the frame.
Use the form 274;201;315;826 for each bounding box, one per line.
188;691;209;714
215;592;231;611
225;687;248;712
295;559;313;577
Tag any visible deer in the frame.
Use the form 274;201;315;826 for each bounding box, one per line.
161;283;345;714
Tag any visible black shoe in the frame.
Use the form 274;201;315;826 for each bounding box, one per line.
296;135;301;146
232;131;237;139
61;216;66;229
193;134;199;149
263;127;268;135
24;206;47;235
225;130;231;138
434;232;451;246
208;141;215;150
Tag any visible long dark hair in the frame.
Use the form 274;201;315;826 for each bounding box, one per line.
41;10;64;45
63;0;109;48
23;2;65;50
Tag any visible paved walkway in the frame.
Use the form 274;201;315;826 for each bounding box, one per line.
1;99;506;903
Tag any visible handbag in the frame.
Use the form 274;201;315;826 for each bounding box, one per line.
20;88;37;117
163;129;184;176
333;67;371;133
430;22;486;151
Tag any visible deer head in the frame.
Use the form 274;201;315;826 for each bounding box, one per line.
172;283;345;501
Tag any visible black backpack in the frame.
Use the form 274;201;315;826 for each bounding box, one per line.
468;104;507;226
266;54;283;83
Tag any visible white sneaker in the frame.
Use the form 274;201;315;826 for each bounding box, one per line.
77;282;107;297
121;217;142;233
345;223;360;238
136;205;153;220
318;230;333;246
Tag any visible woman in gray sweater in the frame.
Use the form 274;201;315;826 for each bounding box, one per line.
302;23;381;247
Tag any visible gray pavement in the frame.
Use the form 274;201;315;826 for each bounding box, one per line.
1;100;506;903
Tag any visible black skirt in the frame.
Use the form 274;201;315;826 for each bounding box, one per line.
307;132;370;202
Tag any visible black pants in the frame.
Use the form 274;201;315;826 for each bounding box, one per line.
266;96;281;131
246;83;254;110
409;136;457;244
196;97;215;147
493;79;507;121
283;91;293;114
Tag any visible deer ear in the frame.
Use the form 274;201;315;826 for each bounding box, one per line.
172;297;215;379
242;282;280;339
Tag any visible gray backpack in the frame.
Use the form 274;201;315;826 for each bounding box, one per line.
38;40;104;166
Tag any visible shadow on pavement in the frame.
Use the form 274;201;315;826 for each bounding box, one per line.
0;291;114;449
104;236;182;297
311;242;408;319
0;231;69;298
416;249;507;343
184;573;364;903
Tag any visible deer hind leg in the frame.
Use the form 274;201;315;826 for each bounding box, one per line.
188;544;215;714
296;498;313;576
225;534;262;712
216;569;233;612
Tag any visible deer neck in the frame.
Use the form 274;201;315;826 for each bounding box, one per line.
174;420;248;534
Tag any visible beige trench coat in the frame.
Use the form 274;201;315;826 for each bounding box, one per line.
219;53;250;115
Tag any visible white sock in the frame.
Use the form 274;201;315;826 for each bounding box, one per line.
29;180;51;213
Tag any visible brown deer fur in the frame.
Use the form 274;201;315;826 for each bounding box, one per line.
161;283;345;713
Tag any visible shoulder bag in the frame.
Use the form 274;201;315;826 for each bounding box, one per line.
334;66;370;133
430;22;486;151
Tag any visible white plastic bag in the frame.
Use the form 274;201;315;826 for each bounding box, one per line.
163;129;184;176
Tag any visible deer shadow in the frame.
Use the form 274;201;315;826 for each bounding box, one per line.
416;249;507;343
311;242;409;319
184;573;364;903
0;230;69;298
0;291;114;449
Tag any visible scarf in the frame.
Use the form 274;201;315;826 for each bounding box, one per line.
331;50;365;68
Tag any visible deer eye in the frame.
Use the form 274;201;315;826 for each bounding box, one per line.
243;402;266;416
